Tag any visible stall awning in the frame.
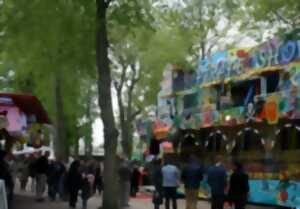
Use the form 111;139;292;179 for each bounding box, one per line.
0;93;51;124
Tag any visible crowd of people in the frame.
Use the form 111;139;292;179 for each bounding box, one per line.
0;150;103;209
0;149;250;209
149;155;249;209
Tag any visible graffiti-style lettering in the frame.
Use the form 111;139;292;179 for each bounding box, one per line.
279;41;298;64
197;38;300;85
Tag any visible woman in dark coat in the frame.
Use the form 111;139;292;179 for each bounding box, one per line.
228;161;250;209
67;160;83;209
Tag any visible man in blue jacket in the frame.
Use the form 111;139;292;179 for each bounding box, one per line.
182;155;203;209
207;155;227;209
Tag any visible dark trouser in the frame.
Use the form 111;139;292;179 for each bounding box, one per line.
49;181;61;200
69;189;79;208
130;185;138;197
211;195;224;209
94;177;102;195
20;179;28;190
164;187;177;209
36;174;47;199
82;198;88;209
232;195;247;209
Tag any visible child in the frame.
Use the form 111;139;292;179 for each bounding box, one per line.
81;172;95;209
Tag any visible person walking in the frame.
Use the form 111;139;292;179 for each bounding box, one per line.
5;153;17;199
94;162;103;195
228;162;249;209
207;156;227;209
67;160;83;209
151;159;163;209
130;162;141;197
35;151;50;202
182;155;203;209
28;154;36;193
161;158;180;209
48;159;66;201
81;169;95;209
19;157;29;191
118;157;132;208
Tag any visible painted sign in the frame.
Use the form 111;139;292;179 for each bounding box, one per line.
0;106;27;133
197;35;300;85
249;180;300;207
195;178;300;208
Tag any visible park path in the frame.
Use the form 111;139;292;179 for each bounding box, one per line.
10;190;208;209
10;189;273;209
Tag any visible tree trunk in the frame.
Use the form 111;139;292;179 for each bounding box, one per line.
117;86;132;158
96;1;120;209
54;72;69;162
120;121;133;158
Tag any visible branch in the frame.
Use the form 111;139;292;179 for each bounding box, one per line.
128;108;142;122
112;53;128;94
206;42;217;57
104;0;112;8
273;11;293;27
126;62;140;121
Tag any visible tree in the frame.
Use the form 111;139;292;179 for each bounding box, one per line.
228;0;300;42
96;0;156;207
109;21;154;158
96;1;119;209
243;0;300;29
1;0;96;161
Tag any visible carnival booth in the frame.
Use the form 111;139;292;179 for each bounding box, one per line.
0;93;51;153
153;29;300;207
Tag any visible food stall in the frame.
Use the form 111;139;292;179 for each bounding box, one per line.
0;93;51;152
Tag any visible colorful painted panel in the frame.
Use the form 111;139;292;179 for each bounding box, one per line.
196;179;300;207
197;34;300;85
249;180;300;207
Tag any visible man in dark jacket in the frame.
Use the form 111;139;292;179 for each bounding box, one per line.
67;160;83;209
207;156;227;209
182;155;203;209
228;162;249;209
35;151;49;201
48;159;66;200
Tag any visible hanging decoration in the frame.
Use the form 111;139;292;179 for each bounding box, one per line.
27;124;43;148
261;138;276;152
264;96;279;124
245;103;256;122
225;140;236;153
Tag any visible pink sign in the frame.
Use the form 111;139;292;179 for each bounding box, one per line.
0;106;27;132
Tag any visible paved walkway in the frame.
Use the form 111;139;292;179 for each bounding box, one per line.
10;190;274;209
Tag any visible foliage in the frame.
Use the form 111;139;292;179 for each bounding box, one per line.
231;0;300;42
0;0;97;157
